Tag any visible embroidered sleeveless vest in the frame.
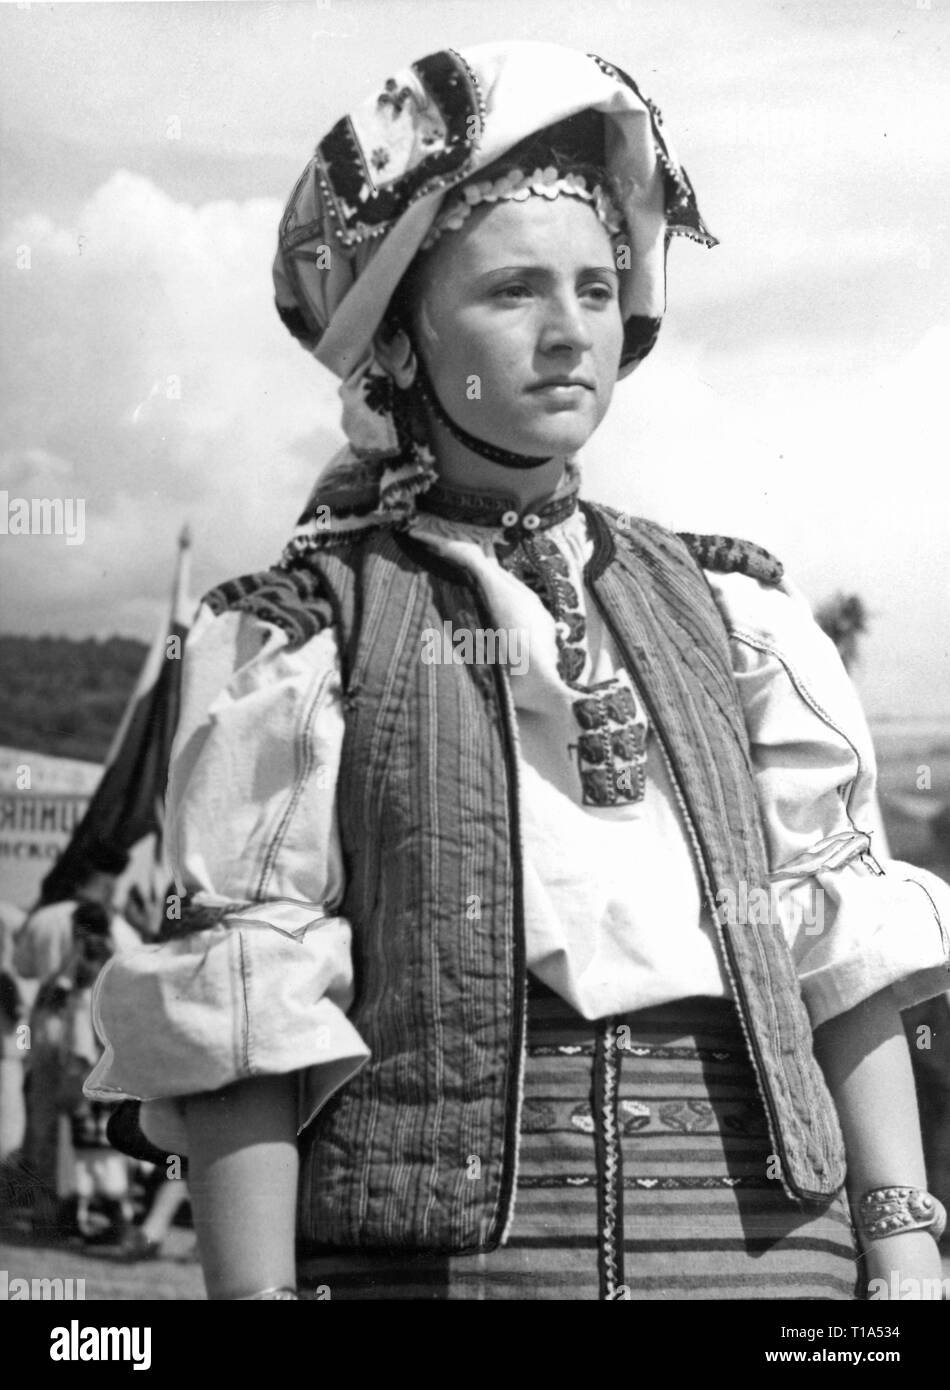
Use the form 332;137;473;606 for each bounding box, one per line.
230;504;847;1250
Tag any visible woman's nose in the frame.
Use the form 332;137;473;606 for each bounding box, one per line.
539;292;594;352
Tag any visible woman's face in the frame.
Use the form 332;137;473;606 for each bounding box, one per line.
409;195;624;458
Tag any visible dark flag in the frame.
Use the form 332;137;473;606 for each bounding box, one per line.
40;527;194;908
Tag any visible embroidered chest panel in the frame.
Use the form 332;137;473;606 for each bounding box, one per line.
494;529;649;807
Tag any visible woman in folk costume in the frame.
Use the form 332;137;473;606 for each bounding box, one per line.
87;41;950;1301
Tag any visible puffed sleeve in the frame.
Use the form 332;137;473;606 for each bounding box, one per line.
83;592;369;1154
709;568;950;1029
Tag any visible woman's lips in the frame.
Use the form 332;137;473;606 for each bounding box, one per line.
527;382;593;396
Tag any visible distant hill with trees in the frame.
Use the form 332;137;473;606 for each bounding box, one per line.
0;590;873;762
0;599;868;766
0;634;147;763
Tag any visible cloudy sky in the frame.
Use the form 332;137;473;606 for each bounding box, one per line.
1;0;947;718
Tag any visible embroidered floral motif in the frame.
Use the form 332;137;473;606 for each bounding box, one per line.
570;671;648;807
618;1044;741;1060
622;1175;775;1190
570;1103;596;1134
377;79;421;118
519;1174;775;1189
620;1100;651;1133
658;1100;716;1134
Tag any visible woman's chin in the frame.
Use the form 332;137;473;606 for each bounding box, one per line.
514;423;596;457
483;415;597;459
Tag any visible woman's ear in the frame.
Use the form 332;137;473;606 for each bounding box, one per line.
372;318;418;390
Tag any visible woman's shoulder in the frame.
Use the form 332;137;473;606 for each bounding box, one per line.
587;503;830;660
696;562;866;746
199;562;335;652
587;502;785;588
176;563;343;721
671;528;818;659
675;530;784;588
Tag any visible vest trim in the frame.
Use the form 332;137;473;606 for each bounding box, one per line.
579;501;845;1201
578;502;795;1193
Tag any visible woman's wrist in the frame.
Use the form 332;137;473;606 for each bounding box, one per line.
851;1182;947;1300
859;1229;945;1300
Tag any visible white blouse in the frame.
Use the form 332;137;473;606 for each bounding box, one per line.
405;504;950;1023
85;502;950;1151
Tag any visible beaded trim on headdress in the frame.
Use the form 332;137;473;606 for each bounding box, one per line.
420;166;626;250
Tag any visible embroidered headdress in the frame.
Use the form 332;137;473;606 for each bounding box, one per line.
273;41;715;555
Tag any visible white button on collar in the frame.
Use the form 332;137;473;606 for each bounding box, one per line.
522;513;541;531
500;510;519;528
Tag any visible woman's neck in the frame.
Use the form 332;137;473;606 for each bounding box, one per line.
425;412;572;509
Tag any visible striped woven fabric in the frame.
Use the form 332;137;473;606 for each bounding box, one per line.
297;991;859;1300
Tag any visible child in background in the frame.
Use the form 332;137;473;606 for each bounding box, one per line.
52;903;132;1245
0;902;27;1161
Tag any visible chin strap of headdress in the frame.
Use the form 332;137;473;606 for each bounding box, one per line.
407;348;554;471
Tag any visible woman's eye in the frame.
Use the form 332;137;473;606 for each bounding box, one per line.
491;282;615;303
581;283;616;304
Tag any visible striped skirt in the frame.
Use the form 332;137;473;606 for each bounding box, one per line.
297;991;859;1300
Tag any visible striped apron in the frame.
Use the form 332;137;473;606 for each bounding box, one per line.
297;986;859;1300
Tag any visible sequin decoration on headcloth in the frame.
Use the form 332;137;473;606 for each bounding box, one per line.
274;40;716;558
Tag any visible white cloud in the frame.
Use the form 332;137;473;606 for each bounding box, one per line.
584;323;950;716
1;171;345;635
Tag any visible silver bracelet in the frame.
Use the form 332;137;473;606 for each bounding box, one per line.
855;1186;947;1244
234;1285;299;1300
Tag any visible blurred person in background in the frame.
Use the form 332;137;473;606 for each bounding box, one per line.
50;903;132;1245
0;900;27;1161
12;840;136;1233
13;840;137;987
